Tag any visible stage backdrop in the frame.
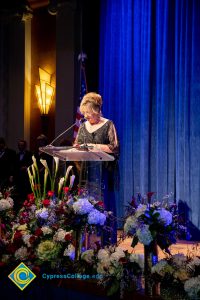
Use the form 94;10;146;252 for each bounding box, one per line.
99;0;200;238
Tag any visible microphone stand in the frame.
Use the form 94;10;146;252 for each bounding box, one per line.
47;118;85;147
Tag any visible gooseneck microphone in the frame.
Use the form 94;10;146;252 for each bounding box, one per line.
47;118;86;146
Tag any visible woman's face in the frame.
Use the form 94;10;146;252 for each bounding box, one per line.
83;104;100;124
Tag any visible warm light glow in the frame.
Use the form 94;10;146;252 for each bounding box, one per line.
35;67;54;115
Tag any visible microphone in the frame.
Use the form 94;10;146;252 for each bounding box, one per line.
47;118;86;146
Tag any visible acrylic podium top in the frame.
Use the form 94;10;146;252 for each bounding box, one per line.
39;146;115;162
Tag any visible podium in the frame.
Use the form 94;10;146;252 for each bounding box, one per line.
39;145;115;162
39;145;115;200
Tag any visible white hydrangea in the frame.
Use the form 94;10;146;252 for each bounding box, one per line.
87;209;106;225
72;198;94;214
97;260;111;274
184;275;200;299
151;260;170;275
157;208;172;225
41;226;53;235
97;248;110;262
14;246;28;260
7;197;14;206
135;204;147;218
22;234;32;247
124;215;138;234
172;253;188;267
0;199;13;211
187;256;200;273
53;229;71;242
81;249;94;263
136;224;153;245
129;253;144;270
63;244;75;260
53;229;66;242
110;247;125;263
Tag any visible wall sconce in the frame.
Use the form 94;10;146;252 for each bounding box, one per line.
35;67;55;115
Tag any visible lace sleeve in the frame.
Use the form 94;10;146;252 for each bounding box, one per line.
107;122;120;156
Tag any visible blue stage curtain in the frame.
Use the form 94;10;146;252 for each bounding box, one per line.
99;0;200;236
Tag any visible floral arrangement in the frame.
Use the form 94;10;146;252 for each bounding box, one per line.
1;158;199;300
80;246;144;298
0;156;110;271
0;188;14;240
151;251;200;299
0;189;14;216
124;192;185;253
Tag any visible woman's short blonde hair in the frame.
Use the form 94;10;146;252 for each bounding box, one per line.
80;92;102;116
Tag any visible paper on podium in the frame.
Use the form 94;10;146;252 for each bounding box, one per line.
39;146;115;162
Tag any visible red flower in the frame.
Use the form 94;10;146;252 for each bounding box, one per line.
130;196;137;208
48;191;54;197
27;193;35;201
28;253;37;260
63;187;70;193
0;223;5;230
119;257;128;264
78;188;83;195
19;219;27;224
23;200;29;206
6;244;18;254
0;261;6;268
29;198;35;204
42;199;51;207
65;233;72;241
147;192;155;204
13;231;22;241
97;201;104;207
29;235;37;244
52;224;59;230
21;212;28;218
147;192;155;199
35;228;43;236
56;207;65;214
4;192;10;198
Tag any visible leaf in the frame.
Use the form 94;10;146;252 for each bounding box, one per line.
150;230;157;239
107;280;119;296
131;235;139;248
152;212;160;219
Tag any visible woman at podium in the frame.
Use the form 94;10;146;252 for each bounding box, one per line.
74;92;119;245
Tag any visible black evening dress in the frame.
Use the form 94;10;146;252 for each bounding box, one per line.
74;119;119;245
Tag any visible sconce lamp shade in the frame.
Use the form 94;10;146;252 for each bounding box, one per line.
35;67;54;115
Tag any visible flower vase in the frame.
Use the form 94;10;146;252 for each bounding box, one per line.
144;240;159;296
75;230;82;260
75;229;88;260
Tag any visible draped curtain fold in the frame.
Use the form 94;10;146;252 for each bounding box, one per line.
99;0;200;236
